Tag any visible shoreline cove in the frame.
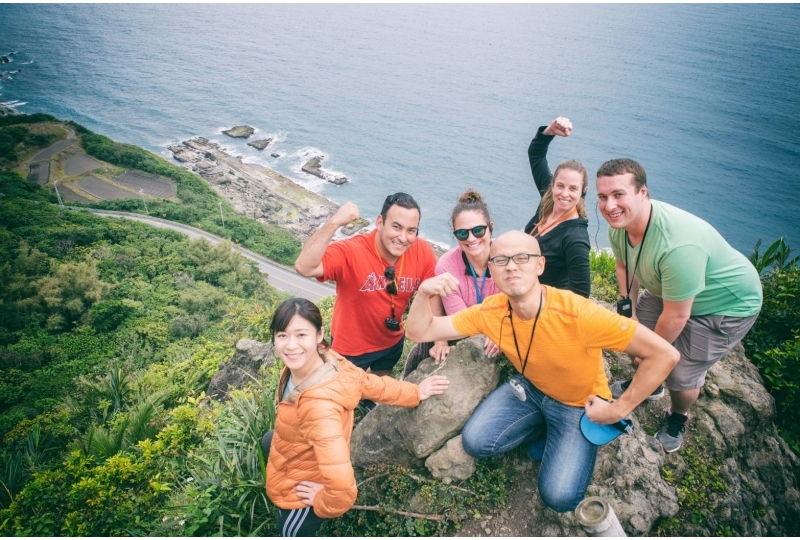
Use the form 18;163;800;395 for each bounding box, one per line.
168;134;450;255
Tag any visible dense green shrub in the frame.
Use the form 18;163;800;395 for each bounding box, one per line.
0;121;60;163
743;238;800;451
589;248;617;303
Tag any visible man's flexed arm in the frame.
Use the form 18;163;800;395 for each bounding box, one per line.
406;274;466;344
295;202;360;278
585;324;680;424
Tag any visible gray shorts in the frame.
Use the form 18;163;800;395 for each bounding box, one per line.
636;289;759;391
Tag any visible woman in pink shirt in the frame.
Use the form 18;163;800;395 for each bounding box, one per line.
430;189;501;359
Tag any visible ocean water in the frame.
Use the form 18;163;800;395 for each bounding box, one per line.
1;4;798;253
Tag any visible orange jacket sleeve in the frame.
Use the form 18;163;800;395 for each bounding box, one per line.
359;372;420;408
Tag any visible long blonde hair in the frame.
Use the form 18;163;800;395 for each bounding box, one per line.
537;160;589;225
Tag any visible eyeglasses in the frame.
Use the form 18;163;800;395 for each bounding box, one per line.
453;225;489;242
384;266;397;295
488;253;542;266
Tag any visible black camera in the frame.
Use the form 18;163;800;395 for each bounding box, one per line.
385;317;401;331
616;297;633;318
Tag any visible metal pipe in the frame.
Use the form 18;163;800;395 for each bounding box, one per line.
575;496;626;537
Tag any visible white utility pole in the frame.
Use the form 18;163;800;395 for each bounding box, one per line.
53;180;65;209
139;188;149;215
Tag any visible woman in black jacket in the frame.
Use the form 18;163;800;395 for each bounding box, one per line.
524;116;591;298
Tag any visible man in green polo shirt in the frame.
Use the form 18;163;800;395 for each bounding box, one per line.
596;158;762;453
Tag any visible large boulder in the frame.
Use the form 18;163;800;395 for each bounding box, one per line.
350;336;500;468
425;434;476;483
207;339;276;401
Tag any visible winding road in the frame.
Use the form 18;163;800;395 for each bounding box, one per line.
68;208;334;302
31;129;332;300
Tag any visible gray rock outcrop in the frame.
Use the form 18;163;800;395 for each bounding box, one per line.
350;336;500;468
248;138;273;150
222;125;255;138
480;344;800;537
301;155;349;185
167;137;341;241
207;339;276;401
425;434;476;483
352;332;799;536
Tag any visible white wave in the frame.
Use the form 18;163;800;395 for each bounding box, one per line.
241;155;268;165
292;146;328;160
249;130;287;145
287;161;330;192
20;61;34;65
321;167;349;180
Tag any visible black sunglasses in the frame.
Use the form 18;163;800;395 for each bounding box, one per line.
453;225;489;242
384;266;397;295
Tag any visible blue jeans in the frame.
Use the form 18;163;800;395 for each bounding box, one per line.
461;375;597;513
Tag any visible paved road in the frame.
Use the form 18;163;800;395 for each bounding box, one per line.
30;139;75;162
69;207;335;302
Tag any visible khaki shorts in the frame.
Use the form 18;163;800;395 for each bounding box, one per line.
636;289;759;391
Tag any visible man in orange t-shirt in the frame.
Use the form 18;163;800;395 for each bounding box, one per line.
295;193;443;381
406;230;679;513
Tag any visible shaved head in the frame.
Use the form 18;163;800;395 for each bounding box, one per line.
490;230;541;258
489;231;545;301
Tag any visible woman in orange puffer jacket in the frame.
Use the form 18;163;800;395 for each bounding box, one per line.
264;298;450;537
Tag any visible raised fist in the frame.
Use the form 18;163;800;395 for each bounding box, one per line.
543;116;573;137
331;202;360;228
419;273;460;297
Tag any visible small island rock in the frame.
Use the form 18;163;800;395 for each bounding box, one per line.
247;138;273;150
222;125;255;139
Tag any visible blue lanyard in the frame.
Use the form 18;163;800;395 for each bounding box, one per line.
467;262;488;304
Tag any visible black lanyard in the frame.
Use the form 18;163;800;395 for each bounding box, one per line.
623;206;653;299
508;288;543;376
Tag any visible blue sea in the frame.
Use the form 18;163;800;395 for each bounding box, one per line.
1;4;798;253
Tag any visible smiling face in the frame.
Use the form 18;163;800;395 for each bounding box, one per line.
489;231;545;300
375;204;420;261
453;209;491;263
551;169;585;215
273;314;324;377
596;172;649;230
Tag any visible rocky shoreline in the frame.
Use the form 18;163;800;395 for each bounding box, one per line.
221;125;349;186
168;137;368;242
301;155;349;185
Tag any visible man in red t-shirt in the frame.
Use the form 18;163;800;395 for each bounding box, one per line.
295;193;444;379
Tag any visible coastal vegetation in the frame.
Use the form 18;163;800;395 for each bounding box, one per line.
0;115;797;535
743;238;800;453
70;124;301;266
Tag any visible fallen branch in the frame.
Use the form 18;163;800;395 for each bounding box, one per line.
357;472;392;488
351;505;445;522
